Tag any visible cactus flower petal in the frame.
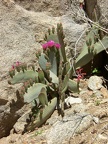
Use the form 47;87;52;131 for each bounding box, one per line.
42;40;61;49
42;43;48;49
47;40;55;47
12;65;15;69
16;61;20;66
55;43;61;49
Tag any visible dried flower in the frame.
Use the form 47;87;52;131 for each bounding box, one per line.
76;68;86;81
12;65;15;69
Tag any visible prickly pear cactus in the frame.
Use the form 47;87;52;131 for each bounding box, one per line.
8;23;94;132
76;27;108;68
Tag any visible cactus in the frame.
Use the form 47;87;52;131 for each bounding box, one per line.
26;97;57;131
21;83;47;103
8;70;38;84
8;23;93;132
75;27;108;68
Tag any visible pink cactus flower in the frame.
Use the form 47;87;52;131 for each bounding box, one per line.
42;43;48;49
47;40;55;47
12;65;15;69
55;43;61;49
42;40;61;50
16;61;20;66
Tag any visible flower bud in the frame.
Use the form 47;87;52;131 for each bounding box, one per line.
86;40;89;46
9;68;15;78
52;26;55;34
48;28;51;35
91;45;94;52
35;51;39;58
20;86;25;94
93;49;97;55
44;34;47;41
16;65;21;72
89;38;92;46
21;63;27;72
37;49;41;56
57;23;60;30
29;79;34;86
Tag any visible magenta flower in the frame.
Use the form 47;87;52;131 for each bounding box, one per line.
42;40;61;50
47;40;55;48
76;68;86;81
42;43;48;49
55;43;61;49
16;61;20;66
12;65;15;69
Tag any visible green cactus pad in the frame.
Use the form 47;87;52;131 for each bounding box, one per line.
49;51;57;75
47;33;59;43
94;36;108;53
26;97;57;131
9;70;38;84
38;54;48;71
38;88;48;107
49;71;58;84
76;27;108;68
38;69;45;84
24;83;47;103
68;79;79;93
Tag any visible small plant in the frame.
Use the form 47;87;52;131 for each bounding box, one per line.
92;68;101;75
95;99;101;106
35;129;43;136
8;23;108;132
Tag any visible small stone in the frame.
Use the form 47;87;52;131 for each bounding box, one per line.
65;96;82;106
88;76;103;91
13;109;31;134
98;134;108;140
93;90;102;97
46;114;93;144
100;87;108;98
93;116;99;124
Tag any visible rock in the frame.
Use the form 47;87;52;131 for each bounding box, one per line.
88;76;103;91
94;108;108;119
47;103;87;126
65;96;82;107
98;0;108;29
46;114;93;144
0;134;23;144
93;116;99;124
61;14;88;57
98;134;108;140
0;2;59;137
0;100;24;138
13;109;31;134
100;87;108;98
0;1;88;138
0;2;60;77
93;90;102;97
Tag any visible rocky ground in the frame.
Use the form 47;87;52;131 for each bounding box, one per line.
0;0;108;144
